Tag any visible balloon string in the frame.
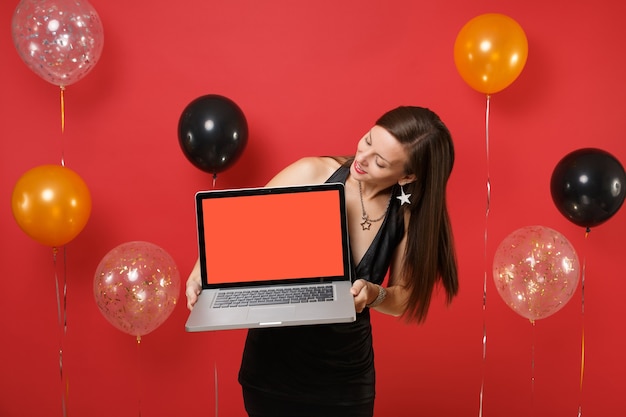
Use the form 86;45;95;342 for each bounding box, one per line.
478;94;491;417
54;248;62;327
530;319;536;416
60;86;66;167
137;336;143;417
53;247;68;417
212;173;217;188
578;228;590;417
210;331;219;416
215;362;219;417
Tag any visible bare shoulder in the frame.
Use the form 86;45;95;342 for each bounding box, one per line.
266;156;343;187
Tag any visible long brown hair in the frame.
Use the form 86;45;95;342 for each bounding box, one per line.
376;106;459;323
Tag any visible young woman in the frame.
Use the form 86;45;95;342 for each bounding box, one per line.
186;106;459;417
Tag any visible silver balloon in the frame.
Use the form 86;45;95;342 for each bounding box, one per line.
12;0;104;87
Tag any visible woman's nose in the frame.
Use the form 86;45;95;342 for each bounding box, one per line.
356;150;372;165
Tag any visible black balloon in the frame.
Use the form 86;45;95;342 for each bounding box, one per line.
550;148;626;228
178;94;248;174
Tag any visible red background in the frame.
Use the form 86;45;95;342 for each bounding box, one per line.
1;1;625;416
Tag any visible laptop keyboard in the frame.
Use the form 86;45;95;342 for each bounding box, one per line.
212;284;335;308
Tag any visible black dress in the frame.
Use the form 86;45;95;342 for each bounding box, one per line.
238;163;404;417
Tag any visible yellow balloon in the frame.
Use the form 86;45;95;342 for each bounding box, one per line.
454;13;528;94
11;164;92;247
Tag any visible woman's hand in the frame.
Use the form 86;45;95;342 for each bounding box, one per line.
351;278;409;317
350;279;380;313
185;259;202;310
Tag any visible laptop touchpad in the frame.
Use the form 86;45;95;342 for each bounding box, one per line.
247;305;296;323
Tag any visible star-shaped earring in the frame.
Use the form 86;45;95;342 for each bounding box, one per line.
396;185;411;206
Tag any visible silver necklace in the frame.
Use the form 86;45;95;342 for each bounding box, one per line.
358;181;391;230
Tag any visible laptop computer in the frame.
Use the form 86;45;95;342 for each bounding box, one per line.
185;182;356;332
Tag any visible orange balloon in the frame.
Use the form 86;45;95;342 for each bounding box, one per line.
454;13;528;94
11;164;92;247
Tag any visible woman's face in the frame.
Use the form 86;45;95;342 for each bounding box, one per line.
350;125;412;187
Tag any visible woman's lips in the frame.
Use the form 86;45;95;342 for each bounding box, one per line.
354;161;366;175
